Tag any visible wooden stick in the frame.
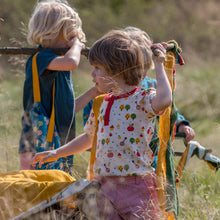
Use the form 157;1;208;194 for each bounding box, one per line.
0;44;175;59
0;47;90;57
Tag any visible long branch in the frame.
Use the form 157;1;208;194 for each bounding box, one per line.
0;44;174;59
0;47;90;57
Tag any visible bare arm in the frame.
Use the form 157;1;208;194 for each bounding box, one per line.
46;38;84;71
31;132;93;167
75;86;103;113
151;43;172;112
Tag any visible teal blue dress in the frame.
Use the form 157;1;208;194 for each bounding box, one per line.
19;49;75;174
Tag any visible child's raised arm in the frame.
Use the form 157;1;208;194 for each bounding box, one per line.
46;37;85;71
31;132;93;168
151;43;172;113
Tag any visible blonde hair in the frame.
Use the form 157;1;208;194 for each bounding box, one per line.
89;30;145;86
124;26;154;76
27;0;85;47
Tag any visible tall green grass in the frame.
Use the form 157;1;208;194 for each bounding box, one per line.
178;168;220;219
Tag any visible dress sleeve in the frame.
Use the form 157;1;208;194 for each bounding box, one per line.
36;49;58;76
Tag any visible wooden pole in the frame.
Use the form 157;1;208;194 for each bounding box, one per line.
0;47;90;57
0;44;174;60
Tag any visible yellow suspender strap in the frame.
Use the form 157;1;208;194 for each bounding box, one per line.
87;94;106;180
32;52;55;143
46;81;55;142
32;53;41;103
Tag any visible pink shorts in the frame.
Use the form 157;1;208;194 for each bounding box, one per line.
94;173;161;220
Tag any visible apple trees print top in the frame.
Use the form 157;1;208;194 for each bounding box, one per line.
84;87;161;176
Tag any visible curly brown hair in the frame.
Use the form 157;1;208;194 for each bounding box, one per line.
89;30;145;86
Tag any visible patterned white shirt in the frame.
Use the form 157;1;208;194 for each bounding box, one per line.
84;87;162;176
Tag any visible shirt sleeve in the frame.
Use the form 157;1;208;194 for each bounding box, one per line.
140;77;157;89
84;109;96;137
36;49;58;76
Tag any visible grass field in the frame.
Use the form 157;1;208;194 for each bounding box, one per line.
0;59;220;219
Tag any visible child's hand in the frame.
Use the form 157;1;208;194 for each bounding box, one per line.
178;124;195;142
151;42;167;63
68;37;85;49
31;150;58;168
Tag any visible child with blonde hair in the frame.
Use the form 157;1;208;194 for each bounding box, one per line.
19;0;99;173
32;29;172;219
